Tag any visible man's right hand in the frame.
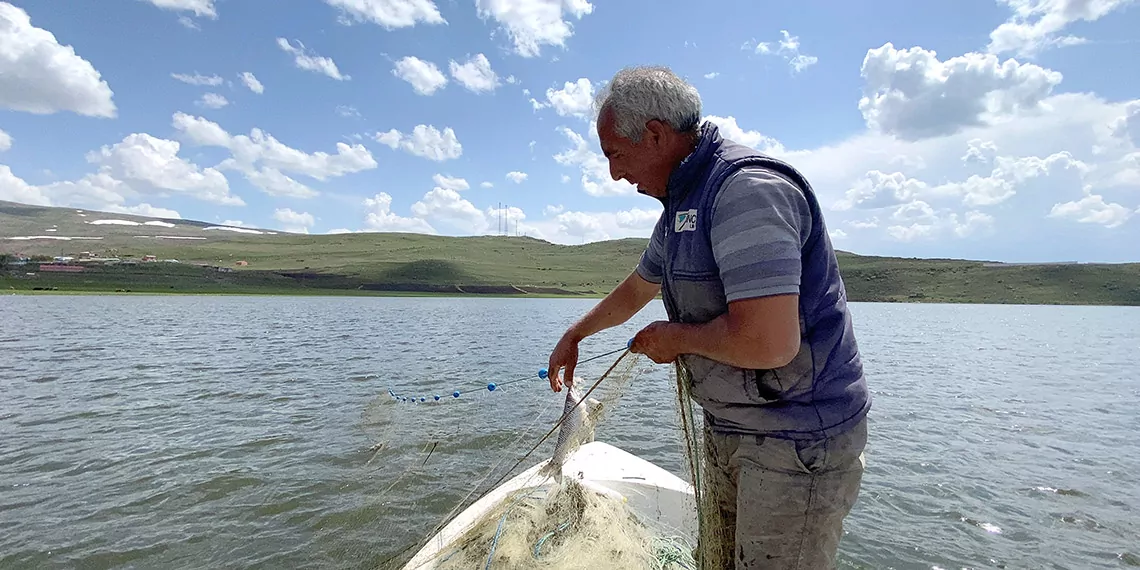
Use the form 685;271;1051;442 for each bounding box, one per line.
547;331;580;392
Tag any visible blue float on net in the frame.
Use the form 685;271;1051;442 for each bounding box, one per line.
487;383;497;392
434;395;441;401
453;391;461;398
420;397;426;402
538;368;548;379
627;337;634;348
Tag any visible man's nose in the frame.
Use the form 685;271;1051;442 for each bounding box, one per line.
608;161;625;182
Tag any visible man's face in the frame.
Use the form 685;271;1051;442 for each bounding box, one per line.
596;110;672;198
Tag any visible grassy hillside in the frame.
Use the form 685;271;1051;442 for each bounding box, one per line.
3;200;1139;305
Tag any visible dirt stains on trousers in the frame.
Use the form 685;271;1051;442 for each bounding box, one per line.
699;416;868;570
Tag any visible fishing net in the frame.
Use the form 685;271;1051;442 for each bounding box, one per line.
673;360;733;570
362;346;727;570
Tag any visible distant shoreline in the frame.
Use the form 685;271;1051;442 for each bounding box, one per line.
4;199;1139;307
8;287;1140;307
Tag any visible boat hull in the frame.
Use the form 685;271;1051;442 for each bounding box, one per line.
401;441;697;570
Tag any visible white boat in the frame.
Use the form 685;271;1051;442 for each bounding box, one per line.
401;440;699;570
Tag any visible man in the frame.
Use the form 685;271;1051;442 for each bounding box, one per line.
546;66;871;570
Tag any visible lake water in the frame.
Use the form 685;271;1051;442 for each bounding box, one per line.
1;295;1138;570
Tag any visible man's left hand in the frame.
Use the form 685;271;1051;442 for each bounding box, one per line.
630;321;685;364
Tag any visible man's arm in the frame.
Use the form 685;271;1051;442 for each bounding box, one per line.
674;294;800;369
563;270;661;343
548;215;665;391
633;167;808;370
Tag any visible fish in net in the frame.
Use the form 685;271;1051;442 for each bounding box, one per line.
365;349;727;570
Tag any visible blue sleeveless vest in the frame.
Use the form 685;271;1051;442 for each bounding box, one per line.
658;122;870;441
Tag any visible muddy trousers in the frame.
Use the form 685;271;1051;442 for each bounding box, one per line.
697;416;867;570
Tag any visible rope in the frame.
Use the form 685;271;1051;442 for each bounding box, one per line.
532;521;572;558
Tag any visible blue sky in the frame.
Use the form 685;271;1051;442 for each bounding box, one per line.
1;0;1138;262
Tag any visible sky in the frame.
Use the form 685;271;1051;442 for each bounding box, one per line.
1;0;1138;263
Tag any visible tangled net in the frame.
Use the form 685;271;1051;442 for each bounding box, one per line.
433;478;693;570
371;350;731;570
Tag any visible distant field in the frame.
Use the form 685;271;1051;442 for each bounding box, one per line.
4;200;1140;305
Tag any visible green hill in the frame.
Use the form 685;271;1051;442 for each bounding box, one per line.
2;200;1139;305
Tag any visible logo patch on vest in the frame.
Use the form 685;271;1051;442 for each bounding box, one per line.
674;209;698;232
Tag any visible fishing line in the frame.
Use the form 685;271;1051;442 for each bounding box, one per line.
382;347;637;570
375;341;639;569
483;348;632;493
386;342;632;403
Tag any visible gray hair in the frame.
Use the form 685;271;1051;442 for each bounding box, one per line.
594;66;702;142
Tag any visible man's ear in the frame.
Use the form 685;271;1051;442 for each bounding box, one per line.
644;119;668;147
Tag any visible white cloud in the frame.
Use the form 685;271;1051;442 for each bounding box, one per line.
704;72;719;79
87;132;241;205
532;78;594;118
196;93;229;109
324;0;445;28
172;112;376;197
544;204;564;216
240;72;264;94
560;174;570;183
0;3;116;118
834;171;928;211
241;167;316;199
1049;189;1135;228
1;152;222;218
553;126;635;197
987;0;1132;57
276;38;349;80
0;165;50;206
506;171;528;183
273;208;315;234
487;204;529;235
172;72;223;86
962;138;999;163
411;188;487;234
0;128;10;152
392;56;448;95
1111;101;1140;148
449;53;500;93
433;173;470;191
705;115;785;154
374;125;462;161
363;192;437;233
882;202;996;242
526;206;662;244
141;0;216;18
110;203;181;219
474;0;594;58
751;30;818;73
746;89;1139;258
859;42;1063;140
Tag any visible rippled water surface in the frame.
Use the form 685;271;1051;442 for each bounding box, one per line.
1;295;1138;569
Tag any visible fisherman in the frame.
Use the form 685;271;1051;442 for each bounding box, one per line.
545;66;871;570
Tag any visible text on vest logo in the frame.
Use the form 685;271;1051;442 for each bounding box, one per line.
674;209;698;232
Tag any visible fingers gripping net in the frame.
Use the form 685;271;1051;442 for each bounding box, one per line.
375;350;698;570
